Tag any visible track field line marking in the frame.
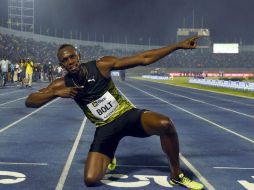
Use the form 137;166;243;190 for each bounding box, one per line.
180;153;215;190
0;162;48;166
117;82;215;190
0;96;27;106
143;84;254;119
126;83;254;144
133;77;254;100
117;88;135;107
0;98;59;133
213;167;254;170
137;79;254;107
55;117;87;190
0;90;24;96
168;86;254;108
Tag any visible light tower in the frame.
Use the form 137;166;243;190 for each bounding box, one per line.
8;0;34;33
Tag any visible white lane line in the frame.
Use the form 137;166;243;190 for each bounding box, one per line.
134;77;254;100
144;84;254;119
118;82;215;190
141;79;254;107
214;167;254;170
180;153;215;190
0;98;59;133
55;117;87;190
0;90;24;96
175;87;254;108
117;88;135;107
0;162;48;166
126;83;254;144
0;96;27;106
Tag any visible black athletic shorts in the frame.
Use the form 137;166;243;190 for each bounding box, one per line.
89;108;151;158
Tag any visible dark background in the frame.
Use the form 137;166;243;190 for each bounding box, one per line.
0;0;254;45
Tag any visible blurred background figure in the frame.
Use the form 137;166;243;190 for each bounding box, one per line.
14;60;20;83
0;56;10;86
33;62;40;82
9;60;15;83
56;65;63;78
47;61;54;82
43;62;48;81
120;70;126;81
18;59;26;87
25;58;33;87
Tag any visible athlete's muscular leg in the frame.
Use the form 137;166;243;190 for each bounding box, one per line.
141;111;180;178
84;152;111;186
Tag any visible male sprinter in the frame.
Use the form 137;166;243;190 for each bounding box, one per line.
26;36;204;189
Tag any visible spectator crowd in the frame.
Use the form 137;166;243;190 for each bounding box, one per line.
1;31;254;88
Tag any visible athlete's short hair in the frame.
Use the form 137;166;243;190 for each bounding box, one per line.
57;43;76;55
58;44;75;52
57;44;78;64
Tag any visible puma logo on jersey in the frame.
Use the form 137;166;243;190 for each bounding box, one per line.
87;75;95;83
87;78;95;82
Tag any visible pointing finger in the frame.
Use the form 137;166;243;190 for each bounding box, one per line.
192;35;205;41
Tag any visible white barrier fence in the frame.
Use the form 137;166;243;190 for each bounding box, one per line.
142;75;172;80
189;78;254;92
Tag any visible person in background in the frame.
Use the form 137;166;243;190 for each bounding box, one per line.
47;62;54;82
9;61;15;83
43;62;48;81
19;59;26;87
25;58;34;87
33;63;40;82
14;61;20;83
0;57;10;86
56;65;63;78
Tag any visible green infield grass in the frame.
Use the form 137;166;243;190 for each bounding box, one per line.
131;77;254;99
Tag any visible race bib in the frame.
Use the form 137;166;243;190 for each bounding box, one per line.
87;91;119;121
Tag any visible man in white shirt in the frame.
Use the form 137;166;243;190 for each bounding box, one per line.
0;57;10;86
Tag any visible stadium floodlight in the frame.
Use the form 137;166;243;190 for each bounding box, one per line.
8;0;34;33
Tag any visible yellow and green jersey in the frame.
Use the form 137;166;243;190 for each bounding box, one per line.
64;60;134;127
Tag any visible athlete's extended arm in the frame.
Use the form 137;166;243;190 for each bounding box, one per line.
97;36;202;75
25;78;82;108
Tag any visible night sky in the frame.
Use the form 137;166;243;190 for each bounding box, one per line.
0;0;254;45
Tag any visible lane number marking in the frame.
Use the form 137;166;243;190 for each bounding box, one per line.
0;171;26;184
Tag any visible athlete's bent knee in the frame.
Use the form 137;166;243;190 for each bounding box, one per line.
84;175;98;187
160;118;175;133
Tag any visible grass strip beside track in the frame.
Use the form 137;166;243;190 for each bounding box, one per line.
132;77;254;99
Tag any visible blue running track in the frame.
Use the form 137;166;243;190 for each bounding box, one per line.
0;78;253;190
